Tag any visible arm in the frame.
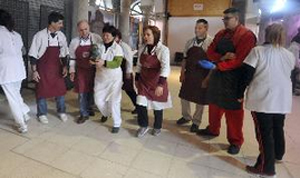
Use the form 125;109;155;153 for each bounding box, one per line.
237;63;255;99
123;43;134;74
207;32;223;62
104;56;123;69
59;33;69;68
217;32;256;71
68;39;78;73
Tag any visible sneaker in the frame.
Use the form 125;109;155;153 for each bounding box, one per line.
136;127;149;138
101;116;108;123
152;129;161;136
38;115;49;124
17;125;28;134
176;117;191;125
227;144;240;155
131;108;137;114
246;166;276;178
111;127;120;134
190;123;199;133
59;113;68;122
77;116;89;124
197;127;219;137
23;113;31;123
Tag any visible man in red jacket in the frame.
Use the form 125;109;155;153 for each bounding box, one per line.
197;8;256;155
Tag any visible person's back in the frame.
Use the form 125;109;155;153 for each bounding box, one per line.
245;44;295;113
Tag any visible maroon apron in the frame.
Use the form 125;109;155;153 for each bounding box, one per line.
121;59;135;92
179;45;210;105
74;42;95;93
36;46;67;99
137;53;169;102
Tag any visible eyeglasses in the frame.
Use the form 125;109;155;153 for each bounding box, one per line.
222;16;235;21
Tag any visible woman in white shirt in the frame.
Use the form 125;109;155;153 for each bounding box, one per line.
91;24;124;134
238;23;296;178
135;26;172;138
0;9;30;133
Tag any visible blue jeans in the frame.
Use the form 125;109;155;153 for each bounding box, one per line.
37;96;66;116
79;92;94;117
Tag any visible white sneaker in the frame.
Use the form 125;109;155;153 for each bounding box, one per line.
59;113;68;122
38;115;49;124
23;113;31;123
17;125;28;134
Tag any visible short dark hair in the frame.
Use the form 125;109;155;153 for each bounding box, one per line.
196;19;208;25
0;9;14;32
223;7;240;15
143;25;161;46
48;11;64;25
102;23;117;37
115;29;122;39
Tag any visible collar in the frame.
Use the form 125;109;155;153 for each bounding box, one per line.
80;34;91;42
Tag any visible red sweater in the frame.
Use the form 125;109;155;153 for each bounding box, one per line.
207;25;256;71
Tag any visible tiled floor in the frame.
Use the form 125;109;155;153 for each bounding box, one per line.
0;66;299;178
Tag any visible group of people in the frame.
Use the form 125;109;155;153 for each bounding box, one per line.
0;7;299;178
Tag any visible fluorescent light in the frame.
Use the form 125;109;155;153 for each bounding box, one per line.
258;9;262;15
271;0;287;13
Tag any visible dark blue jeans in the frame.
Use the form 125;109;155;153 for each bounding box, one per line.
79;92;94;117
37;96;66;116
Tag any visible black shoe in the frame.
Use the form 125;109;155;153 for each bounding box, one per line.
246;165;276;177
89;111;95;117
190;124;199;133
101;116;108;123
131;108;137;114
76;116;89;124
111;127;120;133
227;144;240;155
176;117;190;125
197;127;219;137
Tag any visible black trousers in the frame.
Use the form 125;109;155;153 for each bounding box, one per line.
251;112;286;175
137;105;163;129
125;90;137;107
291;68;300;93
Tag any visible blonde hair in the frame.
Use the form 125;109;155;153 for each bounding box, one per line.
265;23;286;46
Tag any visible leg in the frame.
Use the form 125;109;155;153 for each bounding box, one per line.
273;114;286;160
109;98;122;128
87;92;95;113
79;93;89;117
251;112;276;175
125;90;137;107
137;105;148;128
1;82;27;127
37;98;47;116
153;110;163;129
207;104;224;135
55;96;66;114
192;104;204;126
224;108;244;147
181;99;192;121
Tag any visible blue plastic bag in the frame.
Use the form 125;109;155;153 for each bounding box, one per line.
198;60;216;70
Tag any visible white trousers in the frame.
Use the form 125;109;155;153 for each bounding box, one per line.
181;99;204;126
1;81;30;127
94;69;123;127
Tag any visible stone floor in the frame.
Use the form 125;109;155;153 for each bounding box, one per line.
0;66;299;178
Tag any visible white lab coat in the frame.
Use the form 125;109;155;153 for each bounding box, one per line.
0;25;30;128
136;42;172;110
69;33;102;73
0;26;26;84
288;41;300;69
28;28;69;60
94;41;124;127
244;45;296;114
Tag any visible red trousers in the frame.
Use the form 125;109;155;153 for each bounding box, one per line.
208;104;244;147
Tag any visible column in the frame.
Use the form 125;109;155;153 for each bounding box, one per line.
72;0;89;38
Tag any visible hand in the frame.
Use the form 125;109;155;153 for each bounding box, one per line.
237;98;244;103
62;67;68;78
179;73;185;83
33;71;40;82
95;59;105;68
155;86;164;97
201;78;209;88
126;73;132;80
224;52;236;60
70;72;75;82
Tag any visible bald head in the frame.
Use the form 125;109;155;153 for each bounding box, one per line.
77;20;90;38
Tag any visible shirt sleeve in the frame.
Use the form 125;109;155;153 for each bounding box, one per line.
217;31;256;71
183;39;192;58
288;44;300;68
59;33;69;58
122;43;133;73
160;46;171;78
28;33;41;59
243;47;259;68
136;48;143;74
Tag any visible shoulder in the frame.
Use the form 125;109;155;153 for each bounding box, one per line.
186;38;194;45
57;31;67;39
157;42;169;53
35;28;47;37
91;33;102;43
282;47;294;58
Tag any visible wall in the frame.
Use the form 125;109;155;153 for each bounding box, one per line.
167;16;224;63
